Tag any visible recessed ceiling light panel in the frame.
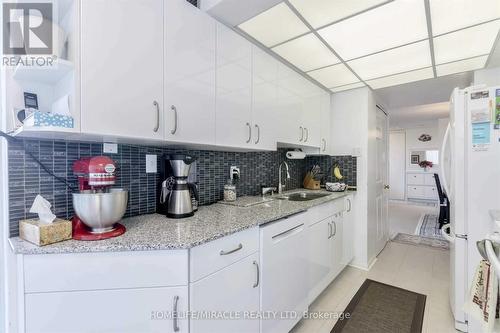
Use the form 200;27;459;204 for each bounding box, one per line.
433;20;500;64
238;3;309;47
272;33;340;72
289;0;387;29
318;0;428;60
330;82;365;93
430;0;500;36
347;40;432;80
366;67;434;89
307;63;358;88
436;56;488;77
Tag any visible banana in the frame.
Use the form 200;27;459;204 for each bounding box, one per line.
333;166;343;180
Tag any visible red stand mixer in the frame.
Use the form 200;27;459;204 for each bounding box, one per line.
72;156;128;240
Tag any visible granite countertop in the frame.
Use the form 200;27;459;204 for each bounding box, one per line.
9;189;353;255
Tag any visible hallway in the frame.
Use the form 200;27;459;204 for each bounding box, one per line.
291;241;454;333
389;201;439;237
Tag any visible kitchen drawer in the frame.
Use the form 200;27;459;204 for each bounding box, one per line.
24;250;188;293
306;199;344;227
424;173;436;186
407;185;426;198
425;186;439;199
407;173;424;185
190;227;258;282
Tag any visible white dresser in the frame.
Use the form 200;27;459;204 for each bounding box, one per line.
406;172;439;201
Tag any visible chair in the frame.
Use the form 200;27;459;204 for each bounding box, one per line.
434;173;449;228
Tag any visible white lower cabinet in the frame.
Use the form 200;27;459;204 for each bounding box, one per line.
190;253;260;333
308;218;333;302
25;286;188;333
330;213;344;279
342;195;355;265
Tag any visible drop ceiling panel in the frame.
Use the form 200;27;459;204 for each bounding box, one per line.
330;82;365;93
307;63;358;88
367;67;434;89
289;0;387;29
347;40;432;81
436;55;488;77
429;0;500;36
238;3;309;47
317;0;428;60
433;20;500;65
272;33;340;71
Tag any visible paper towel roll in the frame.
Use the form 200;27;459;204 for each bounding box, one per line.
286;151;306;160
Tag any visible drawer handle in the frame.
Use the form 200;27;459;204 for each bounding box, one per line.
220;243;243;256
153;100;160;132
328;222;333;239
173;295;180;332
253;261;260;288
272;223;304;242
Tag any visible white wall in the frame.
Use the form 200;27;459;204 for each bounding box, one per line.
389;131;406;200
474;67;500;86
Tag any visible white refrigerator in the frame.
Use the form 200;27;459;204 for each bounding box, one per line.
441;85;500;332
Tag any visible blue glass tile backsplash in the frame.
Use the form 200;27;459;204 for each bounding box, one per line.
7;139;357;237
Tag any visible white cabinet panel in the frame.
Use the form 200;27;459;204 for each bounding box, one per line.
301;83;322;148
215;23;252;148
81;0;164;140
425;186;439;200
320;92;332;155
277;64;303;145
252;47;279;150
407;185;426;198
342;195;355;265
190;253;260;333
407;173;425;185
424;173;437;186
308;218;332;303
330;213;344;279
165;0;216;144
25;286;188;333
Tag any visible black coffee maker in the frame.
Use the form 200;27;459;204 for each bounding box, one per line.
157;154;199;218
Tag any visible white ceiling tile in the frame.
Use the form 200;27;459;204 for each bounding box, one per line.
238;3;309;47
347;40;432;80
367;67;434;89
436;56;488;77
317;0;428;60
430;0;500;36
289;0;387;29
433;20;500;64
272;33;340;72
330;82;365;93
307;63;358;88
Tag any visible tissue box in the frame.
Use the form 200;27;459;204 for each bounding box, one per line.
19;218;72;246
23;111;74;129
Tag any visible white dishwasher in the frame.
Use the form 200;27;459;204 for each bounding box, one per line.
260;211;308;333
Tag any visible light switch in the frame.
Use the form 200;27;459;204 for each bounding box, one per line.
103;143;118;154
146;155;157;173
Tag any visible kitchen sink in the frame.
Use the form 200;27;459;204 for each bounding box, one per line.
274;192;330;201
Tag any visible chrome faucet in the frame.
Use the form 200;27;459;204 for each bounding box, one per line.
278;161;290;194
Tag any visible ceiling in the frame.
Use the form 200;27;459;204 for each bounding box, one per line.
204;0;500;94
389;101;450;129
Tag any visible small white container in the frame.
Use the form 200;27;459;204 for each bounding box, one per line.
224;183;237;202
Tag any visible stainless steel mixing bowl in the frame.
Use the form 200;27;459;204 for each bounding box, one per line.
72;189;128;233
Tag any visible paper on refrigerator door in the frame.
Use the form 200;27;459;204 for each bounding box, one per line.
470;90;491;124
495;89;500;130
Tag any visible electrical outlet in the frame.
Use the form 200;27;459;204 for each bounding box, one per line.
146;155;157;173
103;143;118;154
230;166;240;180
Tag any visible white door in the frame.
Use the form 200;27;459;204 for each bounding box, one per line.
330;214;344;279
190;253;260;333
308;218;332;302
277;65;302;145
81;0;164;139
252;47;279;151
301;83;322;148
342;195;354;265
319;92;331;155
375;108;389;255
165;0;216;144
389;131;406;200
25;287;188;333
215;23;252;149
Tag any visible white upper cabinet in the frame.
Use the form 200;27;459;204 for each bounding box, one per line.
252;47;279;151
319;92;332;155
80;0;164;140
165;0;217;145
300;82;322;148
277;64;303;145
215;23;252;148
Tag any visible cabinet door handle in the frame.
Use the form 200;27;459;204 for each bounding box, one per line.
254;124;260;144
304;128;309;142
328;222;332;239
171;105;178;134
153;101;160;133
173;295;180;332
333;221;337;236
220;243;243;256
299;126;304;141
322;138;326;152
246;123;251;143
347;198;352;212
253;261;260;288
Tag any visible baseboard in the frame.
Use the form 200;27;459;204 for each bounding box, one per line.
348;257;377;271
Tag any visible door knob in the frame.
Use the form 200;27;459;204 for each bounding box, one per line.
384;185;390;190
